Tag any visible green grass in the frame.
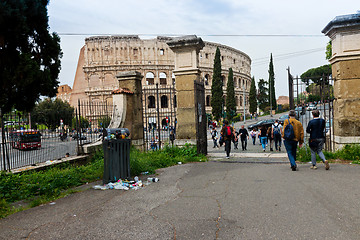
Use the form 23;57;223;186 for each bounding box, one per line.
0;144;205;218
297;144;360;164
130;144;206;176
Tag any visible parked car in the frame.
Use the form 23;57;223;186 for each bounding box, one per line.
307;104;317;111
247;119;275;130
278;114;289;124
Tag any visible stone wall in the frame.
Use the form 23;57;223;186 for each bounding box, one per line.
64;35;252;115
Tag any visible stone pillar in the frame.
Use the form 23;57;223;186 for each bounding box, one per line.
114;71;144;149
167;36;205;145
322;12;360;149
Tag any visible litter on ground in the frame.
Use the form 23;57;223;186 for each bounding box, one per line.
93;177;159;191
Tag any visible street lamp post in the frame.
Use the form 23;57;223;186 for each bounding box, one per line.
243;85;246;124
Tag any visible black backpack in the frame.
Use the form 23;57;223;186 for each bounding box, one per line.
284;119;295;140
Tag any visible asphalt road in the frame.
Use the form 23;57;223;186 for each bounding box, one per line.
2;112;357;240
1;161;359;240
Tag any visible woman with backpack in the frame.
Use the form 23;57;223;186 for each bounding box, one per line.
272;119;283;151
220;120;236;159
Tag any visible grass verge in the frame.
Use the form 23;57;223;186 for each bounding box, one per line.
297;144;360;164
0;144;205;218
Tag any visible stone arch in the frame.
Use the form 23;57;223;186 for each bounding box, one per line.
206;95;211;106
222;75;226;87
159;72;167;85
205;74;210;86
89;74;100;88
161;95;168;108
146;72;155;85
148;96;155;108
173;95;177;108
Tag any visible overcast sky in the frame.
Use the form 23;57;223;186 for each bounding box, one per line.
48;0;359;97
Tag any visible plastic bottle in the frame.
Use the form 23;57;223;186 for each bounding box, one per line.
147;177;159;182
134;176;139;182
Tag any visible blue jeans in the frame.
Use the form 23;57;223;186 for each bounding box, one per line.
284;139;298;167
260;137;267;150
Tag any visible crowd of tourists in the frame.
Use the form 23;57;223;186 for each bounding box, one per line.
210;109;330;171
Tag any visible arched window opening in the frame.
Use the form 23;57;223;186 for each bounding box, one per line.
222;75;226;87
206;95;210;106
235;96;239;106
159;72;167;85
205;74;210;86
148;96;155;108
174;95;177;108
161;95;168;108
146;72;155;85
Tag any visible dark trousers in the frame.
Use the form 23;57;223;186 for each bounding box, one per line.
241;138;247;150
284;139;298;167
274;134;282;150
224;140;232;157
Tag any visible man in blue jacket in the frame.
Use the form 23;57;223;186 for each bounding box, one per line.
306;110;330;170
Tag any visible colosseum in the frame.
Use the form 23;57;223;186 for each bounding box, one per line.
58;35;252;120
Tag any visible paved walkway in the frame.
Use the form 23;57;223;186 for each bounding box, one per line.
2;115;360;239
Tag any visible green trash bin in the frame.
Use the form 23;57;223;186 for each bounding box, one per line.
103;139;131;184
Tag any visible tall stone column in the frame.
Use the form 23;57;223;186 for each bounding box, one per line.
167;36;205;145
322;12;360;149
114;71;144;149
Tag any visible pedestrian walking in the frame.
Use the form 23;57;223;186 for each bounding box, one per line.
282;110;304;171
250;128;257;145
272;119;283;151
169;130;175;146
238;125;249;150
233;130;239;149
211;128;219;148
220;120;236;159
267;125;274;151
306;110;330;170
259;125;267;151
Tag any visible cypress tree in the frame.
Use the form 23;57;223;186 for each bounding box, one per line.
226;68;236;121
211;47;223;120
268;53;277;111
249;76;257;114
258;79;269;111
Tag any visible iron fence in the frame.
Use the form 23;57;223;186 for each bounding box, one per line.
288;72;334;151
0;101;112;171
142;83;176;150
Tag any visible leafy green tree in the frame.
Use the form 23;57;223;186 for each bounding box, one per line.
326;41;332;60
98;116;111;128
257;79;268;111
300;65;331;85
211;47;223;120
72;116;89;130
225;68;236;121
268;53;277;111
249;76;257;114
0;0;62;114
31;99;74;130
